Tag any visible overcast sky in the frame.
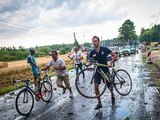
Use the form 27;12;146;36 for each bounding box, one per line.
0;0;160;48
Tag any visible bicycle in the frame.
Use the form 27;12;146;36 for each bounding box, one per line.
42;69;52;84
13;74;53;116
75;57;132;99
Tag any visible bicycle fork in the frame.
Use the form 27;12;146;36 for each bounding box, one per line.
113;72;125;88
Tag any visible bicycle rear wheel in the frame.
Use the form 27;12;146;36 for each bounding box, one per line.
113;69;132;96
15;89;34;116
75;68;107;99
41;81;53;102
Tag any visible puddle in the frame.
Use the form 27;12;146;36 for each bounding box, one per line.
116;107;129;119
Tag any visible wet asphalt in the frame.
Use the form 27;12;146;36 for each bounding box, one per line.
0;51;160;120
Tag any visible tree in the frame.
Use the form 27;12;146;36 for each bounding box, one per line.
118;19;137;45
139;28;153;43
139;24;160;43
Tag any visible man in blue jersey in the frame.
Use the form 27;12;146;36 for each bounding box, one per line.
27;48;40;91
89;36;117;110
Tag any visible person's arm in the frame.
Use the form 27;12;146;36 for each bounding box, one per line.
41;66;50;71
28;57;39;69
30;61;39;69
54;66;66;70
68;53;73;60
108;52;117;67
41;61;52;71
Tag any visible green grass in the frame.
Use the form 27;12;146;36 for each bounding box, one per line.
155;78;160;87
0;64;74;95
0;83;25;95
142;55;147;63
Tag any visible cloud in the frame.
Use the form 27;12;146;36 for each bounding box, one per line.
1;0;159;48
0;0;128;48
0;0;27;13
36;0;127;28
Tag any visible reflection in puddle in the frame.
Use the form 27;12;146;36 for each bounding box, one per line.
116;107;129;119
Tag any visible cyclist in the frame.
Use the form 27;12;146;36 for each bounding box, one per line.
89;36;117;110
68;46;85;79
26;48;40;91
41;50;73;98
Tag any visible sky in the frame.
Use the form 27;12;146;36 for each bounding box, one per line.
0;0;160;48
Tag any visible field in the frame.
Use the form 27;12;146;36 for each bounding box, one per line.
0;53;87;95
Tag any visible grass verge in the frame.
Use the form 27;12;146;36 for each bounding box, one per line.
0;64;74;95
142;53;160;88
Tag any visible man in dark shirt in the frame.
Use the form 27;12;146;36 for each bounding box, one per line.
89;36;117;110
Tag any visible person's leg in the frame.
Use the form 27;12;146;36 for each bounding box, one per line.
63;75;73;98
33;72;40;90
95;84;101;103
56;76;66;94
34;76;37;89
63;75;72;93
94;72;102;110
107;72;115;103
75;64;79;76
79;63;85;78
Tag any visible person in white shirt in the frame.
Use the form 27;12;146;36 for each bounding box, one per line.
68;46;85;79
41;50;73;98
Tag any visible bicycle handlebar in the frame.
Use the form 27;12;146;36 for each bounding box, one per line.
87;57;114;68
13;79;31;85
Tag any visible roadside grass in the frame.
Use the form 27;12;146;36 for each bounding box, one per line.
0;83;25;95
142;56;160;88
142;54;147;63
0;61;74;95
155;78;160;87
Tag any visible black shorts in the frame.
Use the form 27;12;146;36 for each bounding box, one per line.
94;70;112;89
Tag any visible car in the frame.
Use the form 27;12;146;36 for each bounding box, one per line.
130;45;136;54
109;46;120;60
121;46;131;56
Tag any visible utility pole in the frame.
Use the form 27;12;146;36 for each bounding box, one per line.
83;34;86;43
73;32;76;40
73;32;79;47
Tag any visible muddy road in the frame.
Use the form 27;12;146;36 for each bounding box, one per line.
0;51;160;120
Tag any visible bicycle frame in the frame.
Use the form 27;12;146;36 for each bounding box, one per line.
90;62;114;84
22;80;50;99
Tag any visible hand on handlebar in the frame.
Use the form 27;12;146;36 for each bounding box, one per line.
38;69;42;75
108;62;113;67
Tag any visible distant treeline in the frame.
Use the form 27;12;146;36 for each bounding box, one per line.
0;43;92;62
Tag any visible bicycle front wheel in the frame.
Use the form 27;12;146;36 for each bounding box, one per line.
43;76;52;84
75;68;107;99
15;89;34;116
41;81;53;102
113;69;132;96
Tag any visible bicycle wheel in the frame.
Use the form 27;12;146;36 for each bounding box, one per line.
75;68;107;99
44;76;52;85
15;89;34;116
41;81;53;102
113;69;132;96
